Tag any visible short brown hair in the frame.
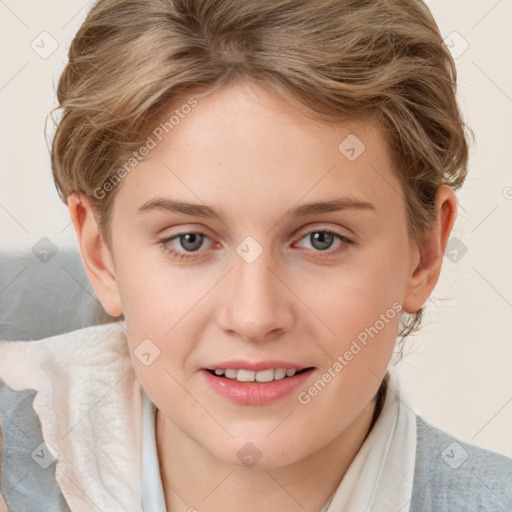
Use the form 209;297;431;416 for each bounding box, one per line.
50;0;470;340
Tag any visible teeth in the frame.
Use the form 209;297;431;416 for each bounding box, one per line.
212;367;304;382
255;369;274;383
237;369;256;382
274;368;287;380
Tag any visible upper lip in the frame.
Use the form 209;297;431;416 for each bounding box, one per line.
204;360;314;371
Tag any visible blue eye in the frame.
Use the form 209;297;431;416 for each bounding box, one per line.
294;229;353;257
158;228;353;262
173;233;205;252
158;232;211;261
300;230;337;251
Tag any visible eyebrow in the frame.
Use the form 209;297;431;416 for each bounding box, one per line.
137;196;376;220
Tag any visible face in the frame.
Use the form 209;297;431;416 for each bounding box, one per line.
105;80;420;468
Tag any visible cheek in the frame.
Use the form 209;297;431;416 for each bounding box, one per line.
293;245;407;383
113;250;215;382
113;242;203;333
302;250;405;333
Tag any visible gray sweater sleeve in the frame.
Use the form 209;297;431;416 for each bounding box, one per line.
0;377;71;512
409;415;512;512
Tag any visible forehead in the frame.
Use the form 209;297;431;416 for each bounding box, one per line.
113;80;404;225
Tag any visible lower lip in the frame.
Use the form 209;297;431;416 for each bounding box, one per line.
201;368;315;405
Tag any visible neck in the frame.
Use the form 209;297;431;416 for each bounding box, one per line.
156;387;385;512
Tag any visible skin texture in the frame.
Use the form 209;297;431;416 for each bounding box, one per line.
68;80;457;511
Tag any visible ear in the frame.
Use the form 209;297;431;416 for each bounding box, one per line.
67;193;123;317
402;185;458;313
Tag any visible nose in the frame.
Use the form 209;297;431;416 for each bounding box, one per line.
216;246;295;343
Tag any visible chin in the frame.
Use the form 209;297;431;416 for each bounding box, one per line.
205;437;306;470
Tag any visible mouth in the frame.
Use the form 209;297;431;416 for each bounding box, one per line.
202;364;316;405
205;367;315;383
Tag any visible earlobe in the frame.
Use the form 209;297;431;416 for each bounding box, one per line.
67;193;123;318
402;185;458;313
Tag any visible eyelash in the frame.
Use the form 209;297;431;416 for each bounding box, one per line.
158;228;354;262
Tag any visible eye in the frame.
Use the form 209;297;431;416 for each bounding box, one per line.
158;227;353;262
293;228;353;257
158;232;212;261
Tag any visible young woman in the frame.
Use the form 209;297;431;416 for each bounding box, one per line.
1;0;511;510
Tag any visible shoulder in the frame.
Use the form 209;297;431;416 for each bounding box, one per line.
0;321;129;379
410;415;512;512
0;322;142;511
0;321;134;420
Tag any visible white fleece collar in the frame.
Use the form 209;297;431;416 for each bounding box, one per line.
0;322;142;512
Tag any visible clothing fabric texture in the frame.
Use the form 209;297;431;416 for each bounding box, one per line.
1;322;511;512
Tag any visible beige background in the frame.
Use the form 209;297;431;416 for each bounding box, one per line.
0;1;511;458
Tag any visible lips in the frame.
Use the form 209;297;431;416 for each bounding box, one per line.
201;359;316;404
202;365;316;405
